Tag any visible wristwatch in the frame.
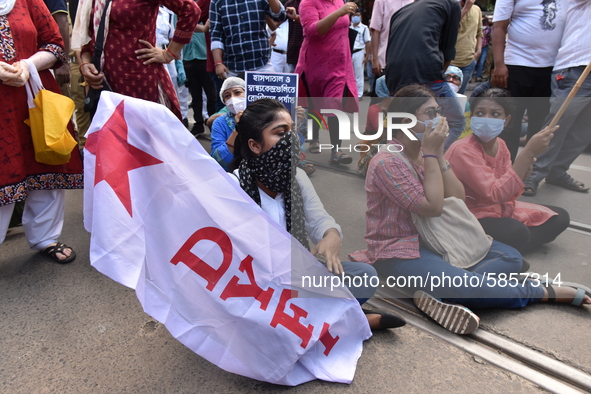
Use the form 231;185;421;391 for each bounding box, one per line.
441;160;451;173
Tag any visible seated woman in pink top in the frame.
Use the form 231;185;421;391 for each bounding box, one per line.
445;88;569;254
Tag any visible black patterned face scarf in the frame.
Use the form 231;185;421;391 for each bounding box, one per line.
238;133;309;250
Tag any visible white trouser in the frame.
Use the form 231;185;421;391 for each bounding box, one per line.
178;84;190;120
164;62;189;120
0;189;65;250
270;50;289;73
352;50;365;98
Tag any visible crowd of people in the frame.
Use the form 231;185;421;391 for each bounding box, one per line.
1;0;591;345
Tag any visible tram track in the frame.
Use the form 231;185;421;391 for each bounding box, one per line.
367;293;591;393
308;159;591;392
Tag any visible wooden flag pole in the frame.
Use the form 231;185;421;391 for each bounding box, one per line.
548;61;591;128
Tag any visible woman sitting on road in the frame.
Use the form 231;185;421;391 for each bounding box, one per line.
445;88;570;254
350;85;590;335
228;98;405;330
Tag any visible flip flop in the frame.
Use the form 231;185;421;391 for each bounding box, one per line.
413;291;480;335
546;174;590;193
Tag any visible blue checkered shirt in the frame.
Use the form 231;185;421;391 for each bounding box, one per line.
210;0;286;72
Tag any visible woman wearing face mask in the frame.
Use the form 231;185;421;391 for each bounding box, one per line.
228;98;406;330
445;88;569;254
210;77;247;170
350;85;589;335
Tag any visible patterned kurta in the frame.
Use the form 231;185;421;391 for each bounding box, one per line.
0;0;83;207
81;0;200;119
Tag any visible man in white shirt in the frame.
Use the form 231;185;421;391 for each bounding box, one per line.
350;11;370;98
523;0;591;196
491;0;566;160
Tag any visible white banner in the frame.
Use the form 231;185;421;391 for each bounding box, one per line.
83;92;371;385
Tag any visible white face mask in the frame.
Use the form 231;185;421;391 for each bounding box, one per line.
415;116;442;140
226;96;246;114
447;82;460;93
470;117;505;142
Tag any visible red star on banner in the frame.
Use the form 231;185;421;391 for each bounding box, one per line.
85;101;163;217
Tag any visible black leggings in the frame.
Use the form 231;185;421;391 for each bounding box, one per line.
478;205;570;253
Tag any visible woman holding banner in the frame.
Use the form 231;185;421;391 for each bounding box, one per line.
228;99;405;330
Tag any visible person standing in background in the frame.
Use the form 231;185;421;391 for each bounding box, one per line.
183;18;216;136
209;0;286;80
491;0;565;161
350;9;370;98
68;0;90;150
369;0;412;80
268;20;291;72
450;0;482;94
523;0;591;196
43;0;71;90
476;16;491;82
384;0;464;149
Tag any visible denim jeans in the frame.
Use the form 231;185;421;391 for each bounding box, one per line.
457;59;477;94
341;261;379;305
528;66;591;184
373;241;544;309
429;81;466;149
476;47;489;78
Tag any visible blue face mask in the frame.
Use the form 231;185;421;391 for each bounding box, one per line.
470;117;505;142
415;116;442;141
352;16;361;24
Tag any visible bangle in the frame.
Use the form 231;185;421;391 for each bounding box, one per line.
422;154;438;159
226;142;234;148
79;62;91;70
214;61;224;67
166;47;178;60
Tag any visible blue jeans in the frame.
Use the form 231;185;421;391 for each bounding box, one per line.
429;81;466;149
457;59;477;94
476;47;489;78
373;241;544;309
366;60;376;94
341;261;379;305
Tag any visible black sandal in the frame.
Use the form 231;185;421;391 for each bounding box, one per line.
40;242;76;264
546;174;590;193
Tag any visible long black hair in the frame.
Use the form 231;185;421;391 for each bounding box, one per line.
228;99;290;171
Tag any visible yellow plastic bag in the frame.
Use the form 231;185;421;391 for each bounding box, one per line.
23;59;77;165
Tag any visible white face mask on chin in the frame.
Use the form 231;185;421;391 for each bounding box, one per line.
226;96;246;114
